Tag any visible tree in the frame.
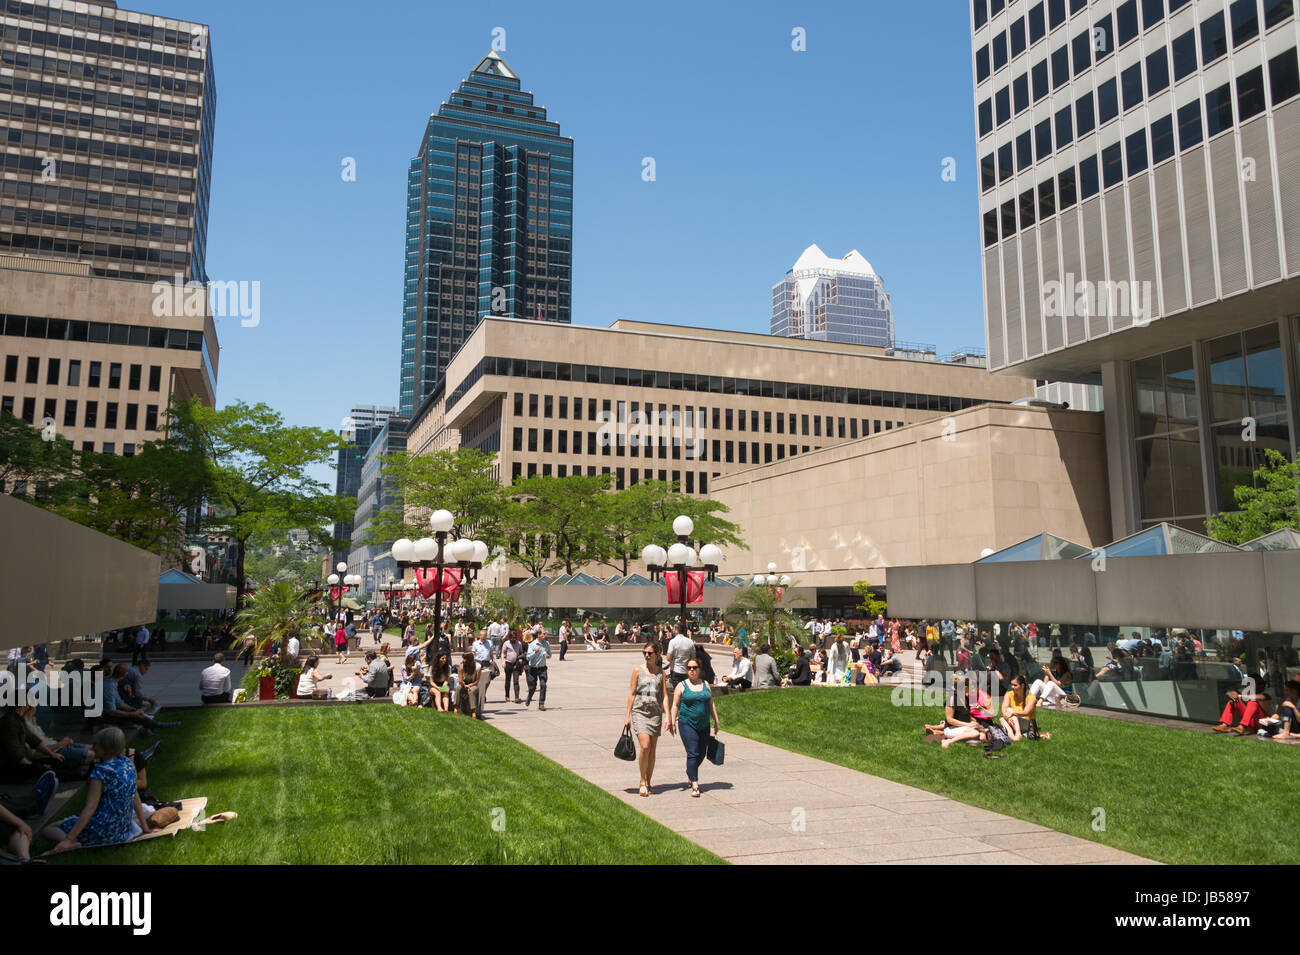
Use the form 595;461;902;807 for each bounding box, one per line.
1206;448;1300;544
853;581;887;618
0;413;79;502
594;479;746;575
506;473;612;575
367;448;506;547
243;535;323;587
725;582;807;655
190;400;353;610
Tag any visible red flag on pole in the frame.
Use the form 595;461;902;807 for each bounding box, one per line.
537;302;544;323
665;571;705;605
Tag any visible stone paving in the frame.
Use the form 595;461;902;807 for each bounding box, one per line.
479;649;1157;866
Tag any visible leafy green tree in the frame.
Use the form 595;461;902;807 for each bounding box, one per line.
368;448;506;547
1206;448;1300;544
505;473;612;575
500;495;554;578
595;479;746;575
853;581;887;618
191;400;353;609
243;535;323;587
0;413;79;502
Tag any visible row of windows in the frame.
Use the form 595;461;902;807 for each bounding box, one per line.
511;392;904;440
983;47;1300;245
4;49;203;99
2;354;163;391
0;100;202;148
0;151;198;195
508;463;713;494
0;313;206;353
978;0;1294;138
3;0;206;48
6;125;198;169
5;23;207;71
508;426;904;463
0;71;203;123
445;354;999;416
1;176;195;219
2;395;159;432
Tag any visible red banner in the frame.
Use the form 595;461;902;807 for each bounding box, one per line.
415;568;463;601
665;571;704;605
328;586;342;601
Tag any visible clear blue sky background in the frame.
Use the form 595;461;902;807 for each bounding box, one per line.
166;0;983;447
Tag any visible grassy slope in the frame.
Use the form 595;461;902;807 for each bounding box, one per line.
715;687;1297;865
53;706;720;865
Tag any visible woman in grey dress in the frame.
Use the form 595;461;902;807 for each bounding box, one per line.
623;644;672;797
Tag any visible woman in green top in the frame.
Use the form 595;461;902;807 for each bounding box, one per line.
668;656;721;797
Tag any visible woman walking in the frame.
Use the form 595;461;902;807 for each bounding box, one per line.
623;644;671;797
335;622;349;664
668;656;720;797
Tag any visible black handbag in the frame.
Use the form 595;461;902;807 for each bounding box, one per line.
705;735;725;766
614;726;637;761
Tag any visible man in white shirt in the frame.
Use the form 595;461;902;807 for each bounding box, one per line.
285;634;301;666
721;647;753;691
199;652;232;704
666;626;696;692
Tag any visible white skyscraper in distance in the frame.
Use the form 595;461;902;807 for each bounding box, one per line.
771;244;896;348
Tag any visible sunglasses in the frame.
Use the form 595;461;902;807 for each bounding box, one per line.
687;665;700;670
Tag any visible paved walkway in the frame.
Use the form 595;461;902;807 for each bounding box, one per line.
483;650;1156;865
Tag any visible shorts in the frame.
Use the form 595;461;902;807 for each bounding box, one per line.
943;725;973;739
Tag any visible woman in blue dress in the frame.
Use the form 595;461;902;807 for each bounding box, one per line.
43;726;157;852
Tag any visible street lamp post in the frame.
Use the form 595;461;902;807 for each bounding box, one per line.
326;561;361;629
391;509;488;652
641;515;723;634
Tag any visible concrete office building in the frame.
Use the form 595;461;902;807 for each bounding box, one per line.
332;404;396;569
771;244;895;348
1;264;216;459
972;0;1300;536
0;0;218;458
347;415;407;595
402;316;1035;583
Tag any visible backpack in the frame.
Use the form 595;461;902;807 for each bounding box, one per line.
984;725;1012;753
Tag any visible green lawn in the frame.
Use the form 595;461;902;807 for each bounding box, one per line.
715;688;1297;865
50;706;720;865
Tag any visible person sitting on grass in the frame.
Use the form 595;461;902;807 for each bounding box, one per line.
783;647;812;687
0;769;57;863
926;677;989;749
1001;675;1050;741
1260;680;1300;741
98;665;179;737
1030;663;1078;709
1213;684;1271;736
41;727;159;854
296;656;332;700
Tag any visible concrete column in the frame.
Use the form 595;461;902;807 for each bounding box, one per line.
1101;359;1140;539
1192;339;1221;517
1279;317;1299;461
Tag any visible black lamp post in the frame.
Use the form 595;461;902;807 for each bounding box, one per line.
391;509;487;653
326;561;360;628
642;515;723;634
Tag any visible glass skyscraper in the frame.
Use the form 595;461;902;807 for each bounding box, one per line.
0;0;216;283
770;244;895;348
399;51;573;417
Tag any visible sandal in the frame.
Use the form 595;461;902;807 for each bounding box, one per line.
690;784;701;798
639;782;649;797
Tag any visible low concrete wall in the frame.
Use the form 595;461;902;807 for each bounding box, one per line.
0;493;159;651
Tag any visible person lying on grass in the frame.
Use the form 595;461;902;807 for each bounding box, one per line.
1001;675;1050;741
41;727;160;854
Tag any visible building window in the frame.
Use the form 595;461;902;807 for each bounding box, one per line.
559;396;568;419
513;428;522;451
46;358;61;385
102;443;115;455
1271;47;1300;105
64;400;77;427
514;393;523;416
26;356;39;384
89;362;101;387
85;401;98;428
1205;83;1235;136
544;395;553;418
145;405;158;432
529;394;538;416
106;403;118;428
1201;10;1228;65
3;355;16;383
128;364;141;390
1231;0;1260;47
108;363;121;389
1237;65;1267;121
543;429;553;453
528;428;537;452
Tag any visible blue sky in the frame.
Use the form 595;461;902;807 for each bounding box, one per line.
167;0;983;442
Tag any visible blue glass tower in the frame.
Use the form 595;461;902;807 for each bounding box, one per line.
400;51;573;417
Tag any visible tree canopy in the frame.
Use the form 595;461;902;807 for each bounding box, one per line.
1206;449;1300;544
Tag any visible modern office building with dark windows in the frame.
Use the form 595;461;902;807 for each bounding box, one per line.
331;404;397;569
0;0;216;283
399;51;573;418
973;0;1300;539
771;244;896;348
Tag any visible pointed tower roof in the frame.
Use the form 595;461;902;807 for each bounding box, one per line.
472;50;518;80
